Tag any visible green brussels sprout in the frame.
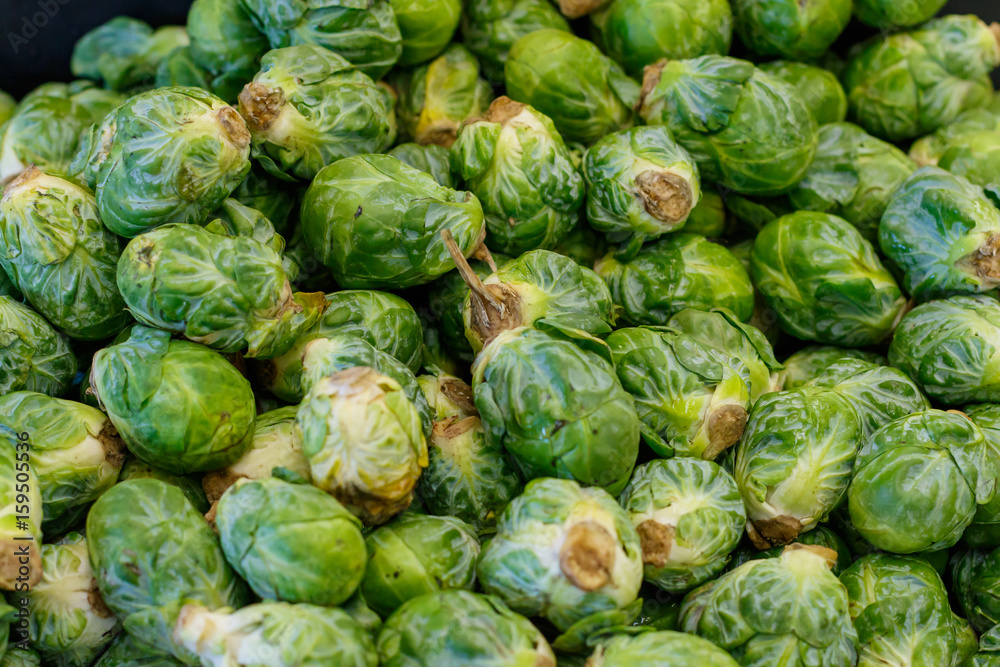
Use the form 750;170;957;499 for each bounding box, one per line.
0;392;125;527
854;0;949;29
679;187;726;238
952;547;1000;633
90;326;256;475
736;387;863;547
229;164;300;236
0;82;121;184
240;0;403;80
618;459;745;593
607;327;751;460
154;46;211;89
417;373;477;421
0;297;76;397
361;513;480;617
505;29;639;144
478;478;642;631
638;56;817;196
390;0;461;65
473;326;639;493
175;602;377;667
843;16;1000;142
300;154;485;289
965;404;1000;548
25;533;120;667
784;122;916;242
71;18;189;92
1;649;41;667
0;424;42;590
590;0;732;80
597;234;754;326
680;544;858;664
389;44;493;148
732;0;850;61
91;633;181;667
849;410;997;554
461;0;570;84
890;296;1000;405
377;590;556;665
238;45;396;182
758;61;847;127
87;479;250;660
387;143;456;188
584;126;700;252
881;167;1000;302
751;212;906;347
966;624;1000;667
588;630;739;667
297;367;428;525
913;109;1000;169
0;91;15;126
186;0;269;101
73;87;251;238
0;168;128;340
201;199;292;275
216;477;366;606
117;458;210;514
728;525;853;577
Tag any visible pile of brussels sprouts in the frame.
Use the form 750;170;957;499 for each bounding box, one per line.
3;0;1000;665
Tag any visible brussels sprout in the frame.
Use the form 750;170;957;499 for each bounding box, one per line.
736;387;863;547
679;188;727;238
417;373;476;421
461;0;570;84
728;525;853;577
590;0;732;79
390;0;461;65
638;56;817;196
91;633;181;667
154;46;211;89
300;154;485;289
361;514;480;617
73;87;251;238
0;392;125;527
71;18;189;92
758;61;847;127
90;326;256;475
751;212;906;347
297;367;428;525
843;16;1000;142
608;327;751;460
505;30;639;144
175;601;377;667
25;533;120;667
1;649;41;667
953;547;1000;633
87;479;250;660
388;143;456;188
890;296;1000;405
0;82;120;184
589;630;739;667
965;404;1000;548
597;234;754;326
913;110;1000;169
478;478;642;631
0;91;15;126
584;126;700;252
389;44;493;148
186;0;269;101
473;326;639;493
118;458;210;514
0;425;42;590
238;45;396;182
849;410;997;554
681;545;857;663
854;0;949;29
967;624;1000;667
229;164;299;236
732;0;850;61
774;347;884;392
880;167;1000;302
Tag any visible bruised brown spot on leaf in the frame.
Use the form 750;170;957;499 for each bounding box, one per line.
485;96;527;125
638;60;668;113
635;170;694;224
783;542;839;569
218;106;251;151
637;520;672;568
238;83;284;135
334;482;417;527
88;584;115;618
99;421;127;470
419;122;459;149
555;0;605;19
2;164;42;200
958;234;1000;284
750;515;804;548
560;520;616;591
202;470;248;504
704;404;748;461
440;378;476;414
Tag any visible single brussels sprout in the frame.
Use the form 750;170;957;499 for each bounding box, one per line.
473;326;639;494
389;44;493;148
25;533;120;667
239;45;396;182
0;425;42;590
87;479;250;660
758;61;847;127
849;410;997;554
881;167;1000;302
589;630;739;667
461;0;570;84
952;547;1000;633
229;164;300;236
417;373;476;421
638;56;817;196
388;143;456;188
0;91;15;126
71;18;189;92
584;126;700;252
186;0;269;101
90;326;256;475
175;602;377;667
751;212;906;347
1;649;41;667
390;0;461;65
377;590;555;665
478;478;642;631
590;0;732;80
774;347;884;392
297;367;428;525
608;327;751;460
216;477;366;606
597;234;754;326
361;513;480;617
965;404;1000;548
854;0;949;29
154;46;211;89
680;545;858;663
0;82;121;184
91;633;181;667
300;154;485;289
73;87;251;237
118;458;210;514
843;16;1000;142
505;30;639;144
967;624;1000;666
728;525;853;577
912;109;1000;169
736;387;863;547
732;0;850;61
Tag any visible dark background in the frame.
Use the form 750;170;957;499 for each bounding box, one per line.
0;0;997;98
